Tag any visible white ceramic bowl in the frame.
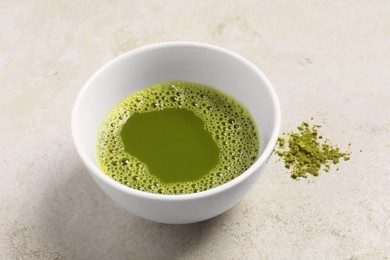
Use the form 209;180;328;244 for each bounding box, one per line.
71;42;281;224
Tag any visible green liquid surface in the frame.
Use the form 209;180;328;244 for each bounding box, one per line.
96;81;260;194
121;108;219;183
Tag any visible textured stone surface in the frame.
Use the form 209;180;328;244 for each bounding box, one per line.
1;0;389;259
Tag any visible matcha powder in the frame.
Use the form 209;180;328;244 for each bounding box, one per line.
275;120;351;179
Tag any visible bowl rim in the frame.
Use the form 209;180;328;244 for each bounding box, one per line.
71;41;281;201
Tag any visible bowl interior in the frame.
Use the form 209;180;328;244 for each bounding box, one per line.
72;43;279;189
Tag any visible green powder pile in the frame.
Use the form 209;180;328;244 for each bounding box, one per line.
275;120;350;179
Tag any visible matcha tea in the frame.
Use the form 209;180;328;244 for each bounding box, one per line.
96;81;260;194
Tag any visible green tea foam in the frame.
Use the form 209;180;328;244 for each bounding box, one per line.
96;81;260;194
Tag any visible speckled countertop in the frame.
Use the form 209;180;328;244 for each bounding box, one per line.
1;1;389;259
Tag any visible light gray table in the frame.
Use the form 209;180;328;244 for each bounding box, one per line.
1;1;389;258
